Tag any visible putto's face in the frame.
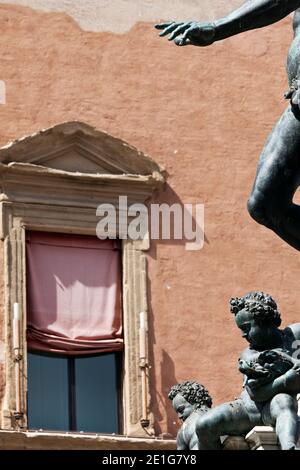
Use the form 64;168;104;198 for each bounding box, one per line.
235;308;269;350
172;393;195;421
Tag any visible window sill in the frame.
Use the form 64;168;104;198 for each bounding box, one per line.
0;430;176;450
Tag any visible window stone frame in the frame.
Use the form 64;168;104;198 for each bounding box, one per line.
0;122;166;438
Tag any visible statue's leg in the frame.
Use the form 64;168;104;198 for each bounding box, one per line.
248;104;300;251
195;399;255;450
269;394;299;450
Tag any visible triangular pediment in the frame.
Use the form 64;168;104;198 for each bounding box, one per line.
0;121;163;176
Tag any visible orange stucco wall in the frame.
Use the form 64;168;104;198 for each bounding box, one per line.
0;4;299;437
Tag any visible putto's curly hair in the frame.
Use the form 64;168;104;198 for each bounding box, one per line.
230;291;281;327
168;381;213;409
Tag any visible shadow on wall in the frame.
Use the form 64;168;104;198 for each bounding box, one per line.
161;349;180;438
147;183;208;437
147;184;209;262
149;347;178;438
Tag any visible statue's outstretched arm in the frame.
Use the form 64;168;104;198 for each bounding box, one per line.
156;0;300;47
215;0;300;41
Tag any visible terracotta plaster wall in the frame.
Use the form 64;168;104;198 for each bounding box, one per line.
0;4;299;437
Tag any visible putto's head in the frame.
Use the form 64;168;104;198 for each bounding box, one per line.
230;292;281;326
230;292;282;349
168;381;212;421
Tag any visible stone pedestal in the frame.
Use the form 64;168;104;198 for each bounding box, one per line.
223;436;250;450
246;424;300;450
246;427;279;450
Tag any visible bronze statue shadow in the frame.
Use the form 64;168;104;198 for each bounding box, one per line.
147;184;209;261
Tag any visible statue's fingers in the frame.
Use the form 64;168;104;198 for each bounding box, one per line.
168;24;191;41
181;27;193;40
174;26;194;45
256;370;269;376
155;22;174;30
159;22;183;37
175;37;191;46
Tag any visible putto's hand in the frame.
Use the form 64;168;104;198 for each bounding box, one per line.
155;21;216;47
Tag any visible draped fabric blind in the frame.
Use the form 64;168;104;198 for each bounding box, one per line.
26;232;123;355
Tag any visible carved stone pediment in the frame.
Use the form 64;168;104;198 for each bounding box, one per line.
0;121;166;210
0;121;163;177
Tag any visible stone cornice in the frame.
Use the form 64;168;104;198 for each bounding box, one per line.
0;430;176;450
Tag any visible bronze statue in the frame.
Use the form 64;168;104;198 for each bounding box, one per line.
156;1;300;252
168;381;212;450
193;292;300;450
239;349;296;389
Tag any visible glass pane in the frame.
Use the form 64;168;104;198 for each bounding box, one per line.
75;354;120;433
28;352;69;431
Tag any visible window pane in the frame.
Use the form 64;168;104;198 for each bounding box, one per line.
28;352;69;431
75;354;120;433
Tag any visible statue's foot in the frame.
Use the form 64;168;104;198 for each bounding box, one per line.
286;444;297;450
281;441;298;450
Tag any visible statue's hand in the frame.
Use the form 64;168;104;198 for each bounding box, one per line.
247;362;300;402
239;359;270;379
246;375;272;390
155;21;216;47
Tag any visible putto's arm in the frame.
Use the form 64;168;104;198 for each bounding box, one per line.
215;0;300;41
246;362;300;402
176;429;188;450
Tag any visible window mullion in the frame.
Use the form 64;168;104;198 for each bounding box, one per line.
68;357;77;432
